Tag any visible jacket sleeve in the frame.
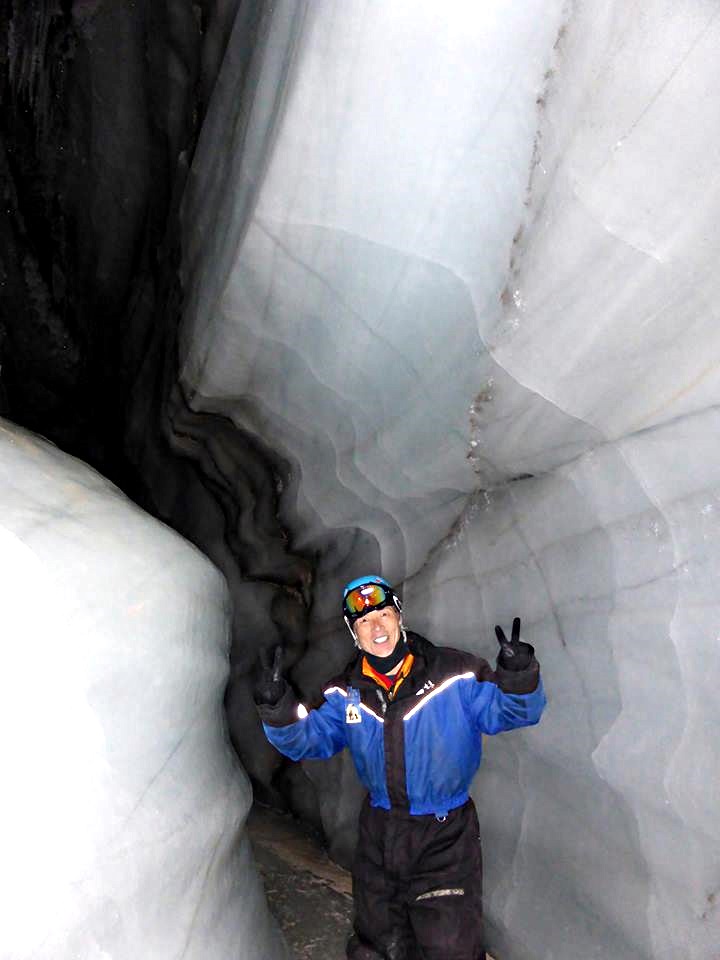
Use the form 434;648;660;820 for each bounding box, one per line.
258;688;347;761
463;656;546;735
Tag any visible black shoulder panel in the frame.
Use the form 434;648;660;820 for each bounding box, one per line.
410;633;492;684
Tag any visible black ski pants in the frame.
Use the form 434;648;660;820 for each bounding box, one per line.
348;797;486;960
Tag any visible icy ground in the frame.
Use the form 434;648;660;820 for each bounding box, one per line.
249;805;354;960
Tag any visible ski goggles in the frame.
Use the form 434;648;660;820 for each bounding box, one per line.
344;581;392;616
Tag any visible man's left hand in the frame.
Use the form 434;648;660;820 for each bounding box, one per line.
495;617;534;672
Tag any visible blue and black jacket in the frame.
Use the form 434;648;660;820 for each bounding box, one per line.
259;632;546;818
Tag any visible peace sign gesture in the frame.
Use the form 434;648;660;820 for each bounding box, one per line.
253;645;288;706
494;617;533;671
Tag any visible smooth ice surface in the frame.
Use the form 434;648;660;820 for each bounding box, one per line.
0;419;288;960
175;1;720;957
179;0;574;582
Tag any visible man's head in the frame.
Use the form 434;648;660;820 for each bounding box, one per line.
342;575;404;657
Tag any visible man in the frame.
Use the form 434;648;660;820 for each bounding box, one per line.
254;574;546;960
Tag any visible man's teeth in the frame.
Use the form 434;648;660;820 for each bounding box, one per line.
373;635;389;644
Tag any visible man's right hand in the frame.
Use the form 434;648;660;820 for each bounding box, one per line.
253;646;288;706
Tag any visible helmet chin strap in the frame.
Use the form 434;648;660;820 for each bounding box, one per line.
344;615;359;646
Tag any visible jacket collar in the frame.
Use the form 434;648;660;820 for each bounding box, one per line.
345;631;434;696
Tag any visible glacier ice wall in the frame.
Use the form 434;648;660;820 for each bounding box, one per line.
0;419;288;960
173;1;720;958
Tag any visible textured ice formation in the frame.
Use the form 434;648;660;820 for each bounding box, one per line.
179;0;574;579
406;424;720;960
172;1;720;958
0;419;287;959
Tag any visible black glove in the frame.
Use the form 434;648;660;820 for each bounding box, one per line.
495;617;534;672
253;646;288;706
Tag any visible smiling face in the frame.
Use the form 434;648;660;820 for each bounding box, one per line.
353;606;402;658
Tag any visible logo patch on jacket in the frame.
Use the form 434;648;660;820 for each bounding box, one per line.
346;703;362;724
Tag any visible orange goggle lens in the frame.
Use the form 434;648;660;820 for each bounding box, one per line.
344;583;388;616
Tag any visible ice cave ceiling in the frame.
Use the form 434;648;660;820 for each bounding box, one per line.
1;2;720;959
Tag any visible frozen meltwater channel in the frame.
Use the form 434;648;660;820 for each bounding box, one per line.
0;420;288;960
2;1;720;958
176;1;720;959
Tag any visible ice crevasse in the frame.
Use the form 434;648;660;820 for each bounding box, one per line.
2;1;720;959
178;1;720;958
